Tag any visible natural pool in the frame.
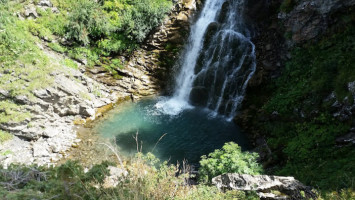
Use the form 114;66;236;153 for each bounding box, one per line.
95;97;250;164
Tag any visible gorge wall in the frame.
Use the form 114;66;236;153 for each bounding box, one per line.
236;0;355;189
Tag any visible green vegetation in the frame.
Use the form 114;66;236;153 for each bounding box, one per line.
62;58;78;69
0;0;172;127
0;153;258;200
0;130;12;143
48;42;67;53
199;142;262;183
245;23;355;193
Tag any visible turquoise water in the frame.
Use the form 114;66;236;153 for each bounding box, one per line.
95;97;250;164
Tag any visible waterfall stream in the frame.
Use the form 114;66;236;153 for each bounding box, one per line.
95;0;255;163
156;0;256;119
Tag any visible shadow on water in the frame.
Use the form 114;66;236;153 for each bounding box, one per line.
95;97;250;164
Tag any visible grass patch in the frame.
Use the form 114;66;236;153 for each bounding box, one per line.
62;58;78;69
0;130;12;143
48;42;67;53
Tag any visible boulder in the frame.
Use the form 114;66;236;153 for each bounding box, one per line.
212;173;316;200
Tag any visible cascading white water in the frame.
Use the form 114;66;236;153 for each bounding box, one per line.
156;0;256;119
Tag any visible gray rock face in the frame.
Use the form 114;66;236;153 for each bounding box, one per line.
212;173;316;200
281;0;355;44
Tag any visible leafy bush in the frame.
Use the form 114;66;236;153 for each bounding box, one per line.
120;0;172;42
66;0;110;45
199;142;262;183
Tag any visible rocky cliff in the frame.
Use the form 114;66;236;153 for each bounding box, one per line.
0;0;198;167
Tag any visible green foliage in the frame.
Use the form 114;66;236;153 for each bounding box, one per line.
199;142;262;183
62;58;78;69
66;0;110;46
264;26;355;116
259;25;355;190
120;0;172;42
97;33;137;55
280;0;296;13
0;153;258;200
48;42;67;53
27;19;54;41
35;6;68;36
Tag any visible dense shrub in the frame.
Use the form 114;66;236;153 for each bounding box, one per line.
120;0;172;42
199;142;262;183
66;0;110;45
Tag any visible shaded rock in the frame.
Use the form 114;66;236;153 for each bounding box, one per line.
88;66;107;74
212;173;316;200
336;132;355;146
189;86;209;106
282;0;355;44
15;95;32;105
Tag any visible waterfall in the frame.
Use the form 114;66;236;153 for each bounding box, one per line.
156;0;256;120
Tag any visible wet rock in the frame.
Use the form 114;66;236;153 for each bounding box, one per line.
189;86;209;106
203;22;220;48
212;173;316;200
